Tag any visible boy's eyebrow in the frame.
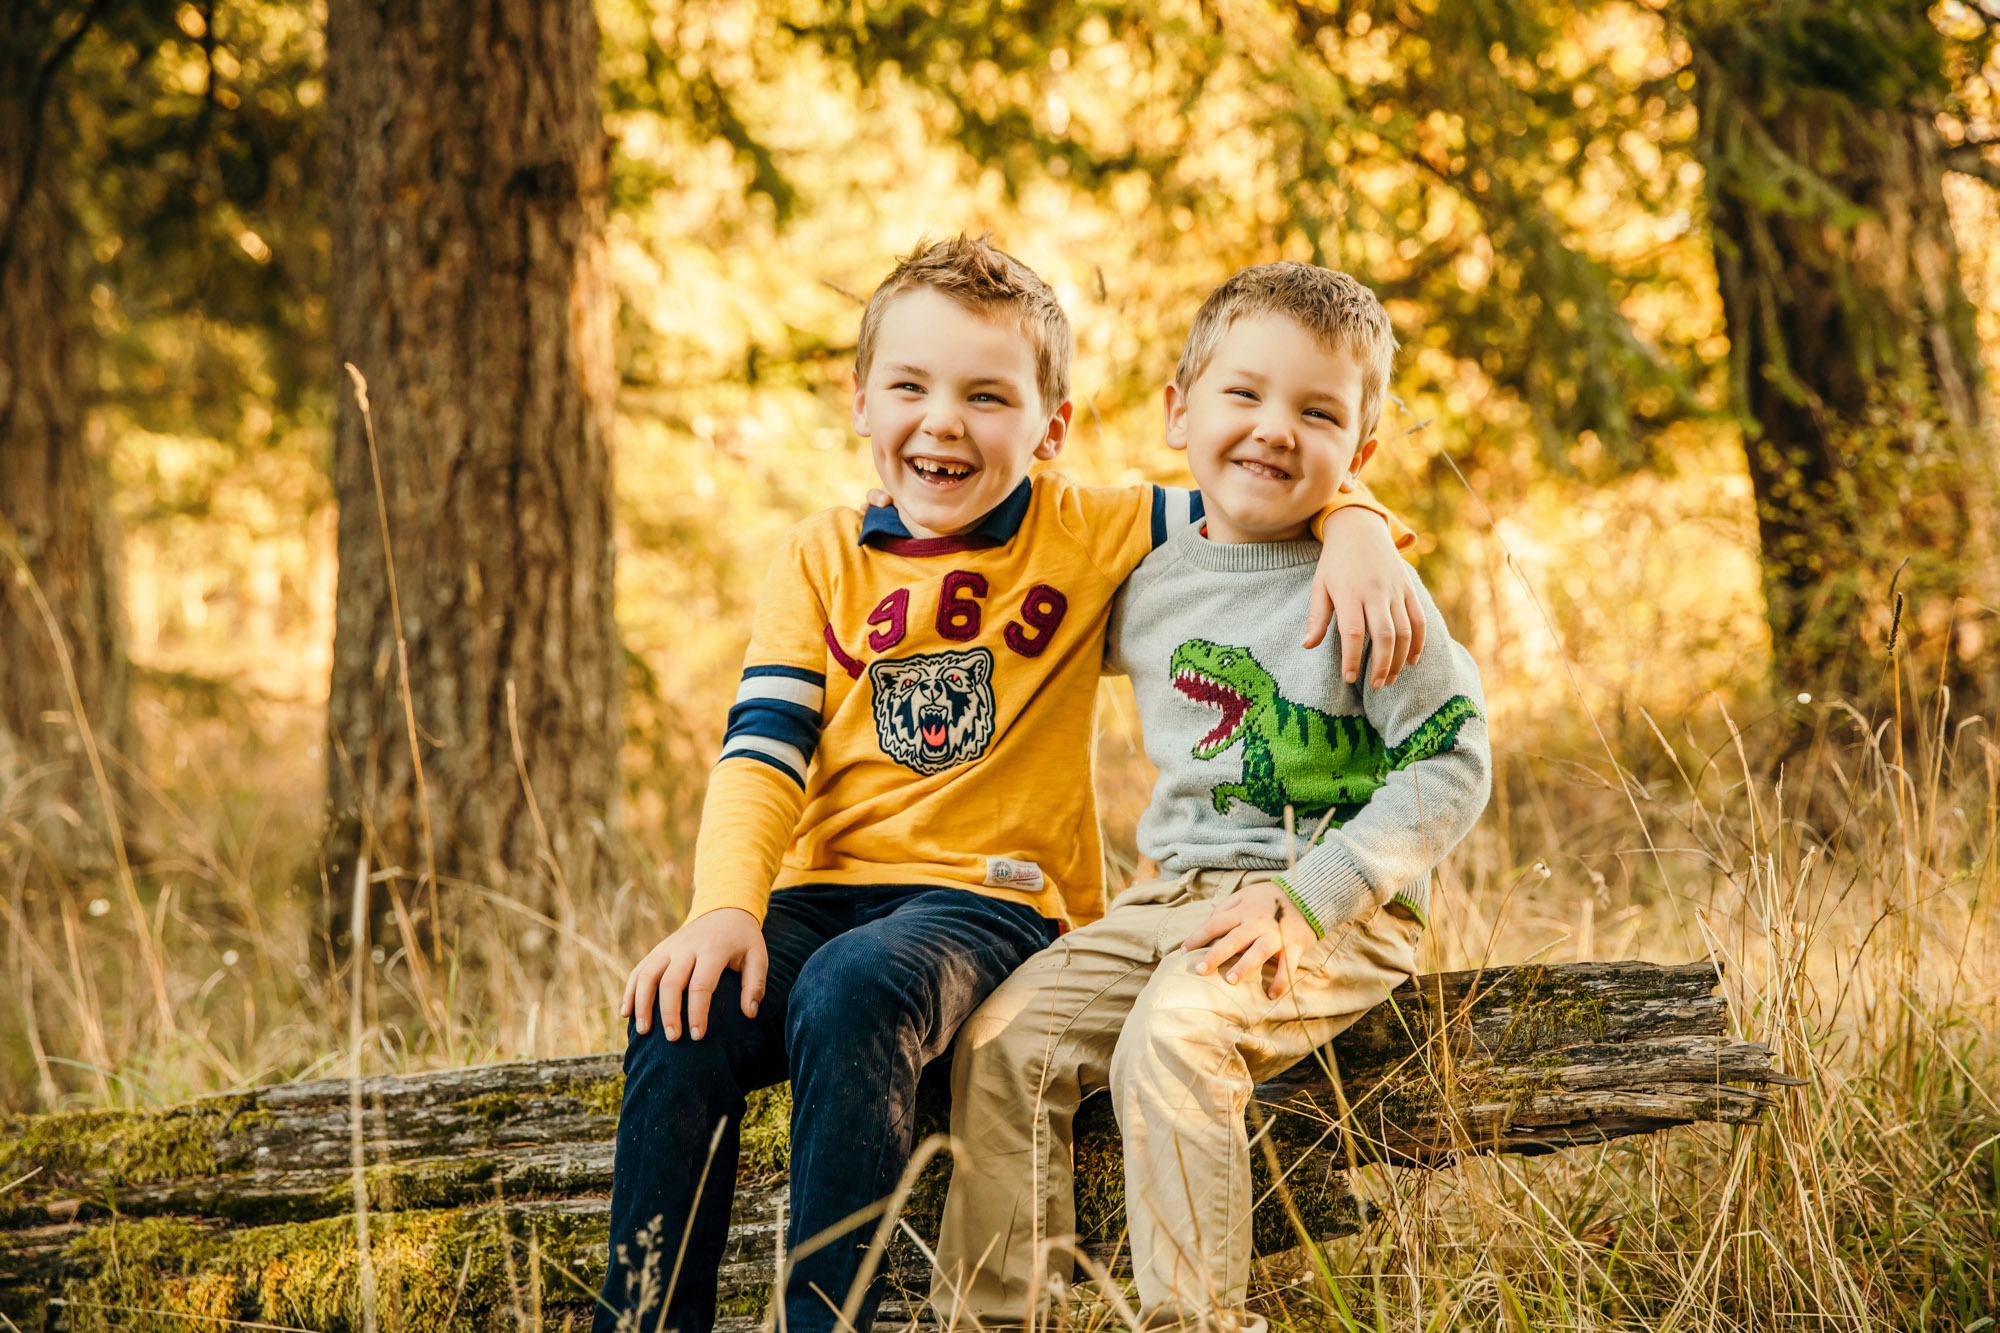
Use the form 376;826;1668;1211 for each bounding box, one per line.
1301;386;1354;412
881;364;1027;393
1214;363;1351;406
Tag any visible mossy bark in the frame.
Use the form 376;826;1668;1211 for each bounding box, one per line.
1684;1;1997;705
0;962;1798;1331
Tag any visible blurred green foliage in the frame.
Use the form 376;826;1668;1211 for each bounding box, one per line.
49;0;1999;857
68;0;329;463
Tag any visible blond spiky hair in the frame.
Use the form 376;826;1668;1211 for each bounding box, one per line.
855;235;1073;411
1174;263;1398;441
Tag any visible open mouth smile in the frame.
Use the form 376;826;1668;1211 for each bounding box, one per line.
1232;458;1292;481
909;456;978;486
1173;667;1250;753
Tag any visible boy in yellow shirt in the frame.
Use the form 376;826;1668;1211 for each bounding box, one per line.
592;237;1422;1333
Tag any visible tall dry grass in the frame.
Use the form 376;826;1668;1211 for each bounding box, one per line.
4;548;1997;1332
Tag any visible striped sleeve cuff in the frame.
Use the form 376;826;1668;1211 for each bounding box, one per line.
1150;486;1205;549
1270;874;1325;938
1275;845;1380;939
720;664;826;787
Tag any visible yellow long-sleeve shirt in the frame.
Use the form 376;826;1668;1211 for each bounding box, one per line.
687;472;1407;929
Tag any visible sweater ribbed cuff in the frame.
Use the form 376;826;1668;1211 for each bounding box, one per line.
1278;845;1379;938
1270;874;1324;938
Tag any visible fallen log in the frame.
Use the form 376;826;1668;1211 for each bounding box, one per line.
0;961;1797;1332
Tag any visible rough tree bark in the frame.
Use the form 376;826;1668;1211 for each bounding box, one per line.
0;962;1799;1332
323;0;620;932
0;5;132;849
1685;1;1997;704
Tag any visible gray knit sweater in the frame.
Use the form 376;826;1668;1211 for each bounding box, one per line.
1105;524;1491;934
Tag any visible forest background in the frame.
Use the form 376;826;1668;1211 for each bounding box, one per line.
2;0;1999;1327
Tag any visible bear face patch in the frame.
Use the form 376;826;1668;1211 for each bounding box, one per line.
869;648;997;776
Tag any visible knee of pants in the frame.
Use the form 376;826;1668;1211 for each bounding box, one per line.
1108;968;1248;1099
946;996;1057;1112
785;937;921;1055
622;1003;741;1097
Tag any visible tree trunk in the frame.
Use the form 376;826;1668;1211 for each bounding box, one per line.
323;0;619;936
1686;2;1996;706
0;6;131;852
0;962;1799;1332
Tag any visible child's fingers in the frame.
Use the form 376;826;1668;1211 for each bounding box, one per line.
631;960;660;1036
1182;909;1241;951
684;952;730;1041
620;968;637;1020
1195;922;1266;978
866;487;892;508
1365;596;1398;689
1304;583;1335;651
1404;583;1428;665
1339;598;1368;684
739;941;769;1019
1224;932;1283;985
1377;596;1413;687
1265;947;1298;1000
652;952;695;1041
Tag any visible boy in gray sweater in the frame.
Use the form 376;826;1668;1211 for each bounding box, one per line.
931;264;1492;1332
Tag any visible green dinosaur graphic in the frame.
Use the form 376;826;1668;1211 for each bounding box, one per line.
1170;638;1479;826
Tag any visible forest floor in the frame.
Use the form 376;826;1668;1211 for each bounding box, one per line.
2;671;1995;1331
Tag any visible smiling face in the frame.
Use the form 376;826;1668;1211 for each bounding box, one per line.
851;287;1073;538
1166;313;1378;544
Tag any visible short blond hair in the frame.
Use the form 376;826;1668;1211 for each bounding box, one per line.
1174;263;1398;441
856;235;1072;411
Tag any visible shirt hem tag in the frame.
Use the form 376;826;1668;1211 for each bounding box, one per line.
983;856;1045;890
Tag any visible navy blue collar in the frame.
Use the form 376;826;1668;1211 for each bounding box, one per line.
857;477;1034;556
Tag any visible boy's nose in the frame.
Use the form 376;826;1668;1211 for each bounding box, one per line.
1252;416;1296;449
923;408;966;440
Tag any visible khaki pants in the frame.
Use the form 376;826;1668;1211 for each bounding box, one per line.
932;869;1421;1332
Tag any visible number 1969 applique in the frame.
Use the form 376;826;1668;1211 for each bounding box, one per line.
868;648;997;775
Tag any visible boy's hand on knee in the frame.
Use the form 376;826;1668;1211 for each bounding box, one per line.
620;908;768;1041
1307;507;1426;689
1182;882;1321;1000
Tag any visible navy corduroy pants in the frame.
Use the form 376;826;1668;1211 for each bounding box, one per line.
593;884;1056;1333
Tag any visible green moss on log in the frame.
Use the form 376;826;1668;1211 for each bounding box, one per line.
0;1097;264;1186
572;1076;623;1117
59;1205;606;1332
0;1098;270;1225
1479;964;1612;1054
453;1092;526;1125
318;1159;507;1215
739;1085;791;1180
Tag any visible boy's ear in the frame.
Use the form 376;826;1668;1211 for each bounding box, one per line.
1339;434;1380;492
850;368;870;436
1163;381;1189;452
1035;399;1074;461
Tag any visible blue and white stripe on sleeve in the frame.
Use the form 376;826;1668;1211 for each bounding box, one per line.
720;664;826;787
1149;486;1206;549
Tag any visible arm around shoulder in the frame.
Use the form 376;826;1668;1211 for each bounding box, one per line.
1278;574;1491;935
